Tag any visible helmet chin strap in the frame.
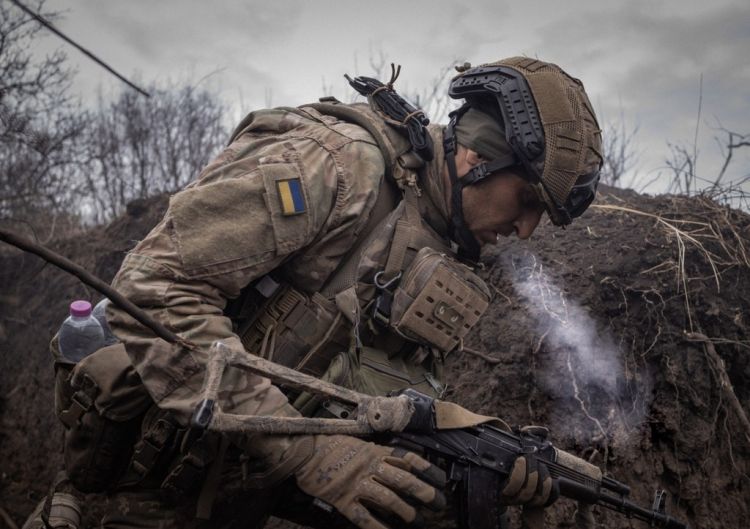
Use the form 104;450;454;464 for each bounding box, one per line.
444;110;481;262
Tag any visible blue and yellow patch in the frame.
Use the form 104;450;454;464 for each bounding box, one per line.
276;178;306;216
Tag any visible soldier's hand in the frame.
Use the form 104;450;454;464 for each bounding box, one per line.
293;434;447;529
499;455;558;507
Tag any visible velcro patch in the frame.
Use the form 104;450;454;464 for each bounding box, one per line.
276;178;306;216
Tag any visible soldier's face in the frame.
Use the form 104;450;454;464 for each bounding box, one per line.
461;168;546;245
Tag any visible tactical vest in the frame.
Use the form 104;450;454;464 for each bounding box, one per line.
52;98;491;498
225;99;491;413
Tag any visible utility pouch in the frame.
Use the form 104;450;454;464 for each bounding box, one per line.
53;340;152;492
389;247;491;353
292;350;356;416
294;345;445;418
235;283;344;377
356;346;445;399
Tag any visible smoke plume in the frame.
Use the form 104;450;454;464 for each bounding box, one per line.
502;251;650;447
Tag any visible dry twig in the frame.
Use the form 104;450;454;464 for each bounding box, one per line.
461;346;501;365
686;332;750;446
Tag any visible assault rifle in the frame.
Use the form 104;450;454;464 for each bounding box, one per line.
388;388;688;529
189;344;689;529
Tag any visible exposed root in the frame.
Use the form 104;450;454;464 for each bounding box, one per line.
527;328;550;421
0;506;19;529
490;283;513;305
723;413;750;481
686;332;750;446
461;346;502;365
566;349;610;467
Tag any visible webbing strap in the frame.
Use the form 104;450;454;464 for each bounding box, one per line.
195;435;229;520
384;187;451;279
119;415;179;486
320;176;400;297
383;221;410;280
58;390;94;429
384;188;420;279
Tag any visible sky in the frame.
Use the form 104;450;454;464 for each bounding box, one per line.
30;0;750;195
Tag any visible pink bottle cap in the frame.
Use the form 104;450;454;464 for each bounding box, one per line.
70;300;93;317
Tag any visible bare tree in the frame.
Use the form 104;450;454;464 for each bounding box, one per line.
81;81;227;222
410;61;462;124
711;126;750;192
600;119;639;188
0;0;88;223
665;142;698;195
660;122;750;212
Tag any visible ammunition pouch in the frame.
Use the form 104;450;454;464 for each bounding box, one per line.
53;340;152;492
232;283;346;378
356;346;445;398
294;345;444;418
53;337;218;497
117;404;219;500
159;429;218;497
389;247;491;352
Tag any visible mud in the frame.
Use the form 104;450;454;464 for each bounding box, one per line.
1;186;748;529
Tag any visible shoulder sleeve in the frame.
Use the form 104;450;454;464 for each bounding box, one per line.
107;134;339;422
278;135;387;290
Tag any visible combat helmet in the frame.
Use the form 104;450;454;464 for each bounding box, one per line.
444;57;603;257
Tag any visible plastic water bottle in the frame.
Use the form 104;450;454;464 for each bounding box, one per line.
58;300;106;363
92;298;119;346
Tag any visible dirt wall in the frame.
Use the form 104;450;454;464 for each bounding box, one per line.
1;187;748;528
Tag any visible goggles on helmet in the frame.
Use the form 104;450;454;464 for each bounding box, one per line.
448;65;600;226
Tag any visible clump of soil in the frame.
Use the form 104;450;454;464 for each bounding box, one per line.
1;187;748;529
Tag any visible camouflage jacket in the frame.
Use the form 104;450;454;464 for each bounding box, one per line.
107;103;453;425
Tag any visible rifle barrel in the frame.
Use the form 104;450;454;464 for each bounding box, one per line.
597;492;688;529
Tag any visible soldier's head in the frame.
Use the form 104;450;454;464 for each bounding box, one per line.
442;57;603;258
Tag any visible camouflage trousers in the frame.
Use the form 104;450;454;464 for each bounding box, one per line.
23;490;275;529
21;465;286;529
22;477;345;529
99;488;274;529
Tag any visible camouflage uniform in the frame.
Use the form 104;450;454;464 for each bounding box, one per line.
101;103;456;528
26;57;603;529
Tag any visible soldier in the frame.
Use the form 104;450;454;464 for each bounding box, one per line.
42;57;602;529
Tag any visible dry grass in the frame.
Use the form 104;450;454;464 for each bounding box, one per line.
591;202;749;330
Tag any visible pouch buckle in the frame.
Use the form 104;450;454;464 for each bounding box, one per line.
371;271;402;326
59;390;94;429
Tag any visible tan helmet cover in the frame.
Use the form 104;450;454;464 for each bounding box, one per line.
478;57;603;224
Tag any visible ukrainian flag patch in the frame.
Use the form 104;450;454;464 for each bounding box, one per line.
276;178;306;216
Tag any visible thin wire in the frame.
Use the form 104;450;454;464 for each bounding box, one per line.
6;0;150;97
